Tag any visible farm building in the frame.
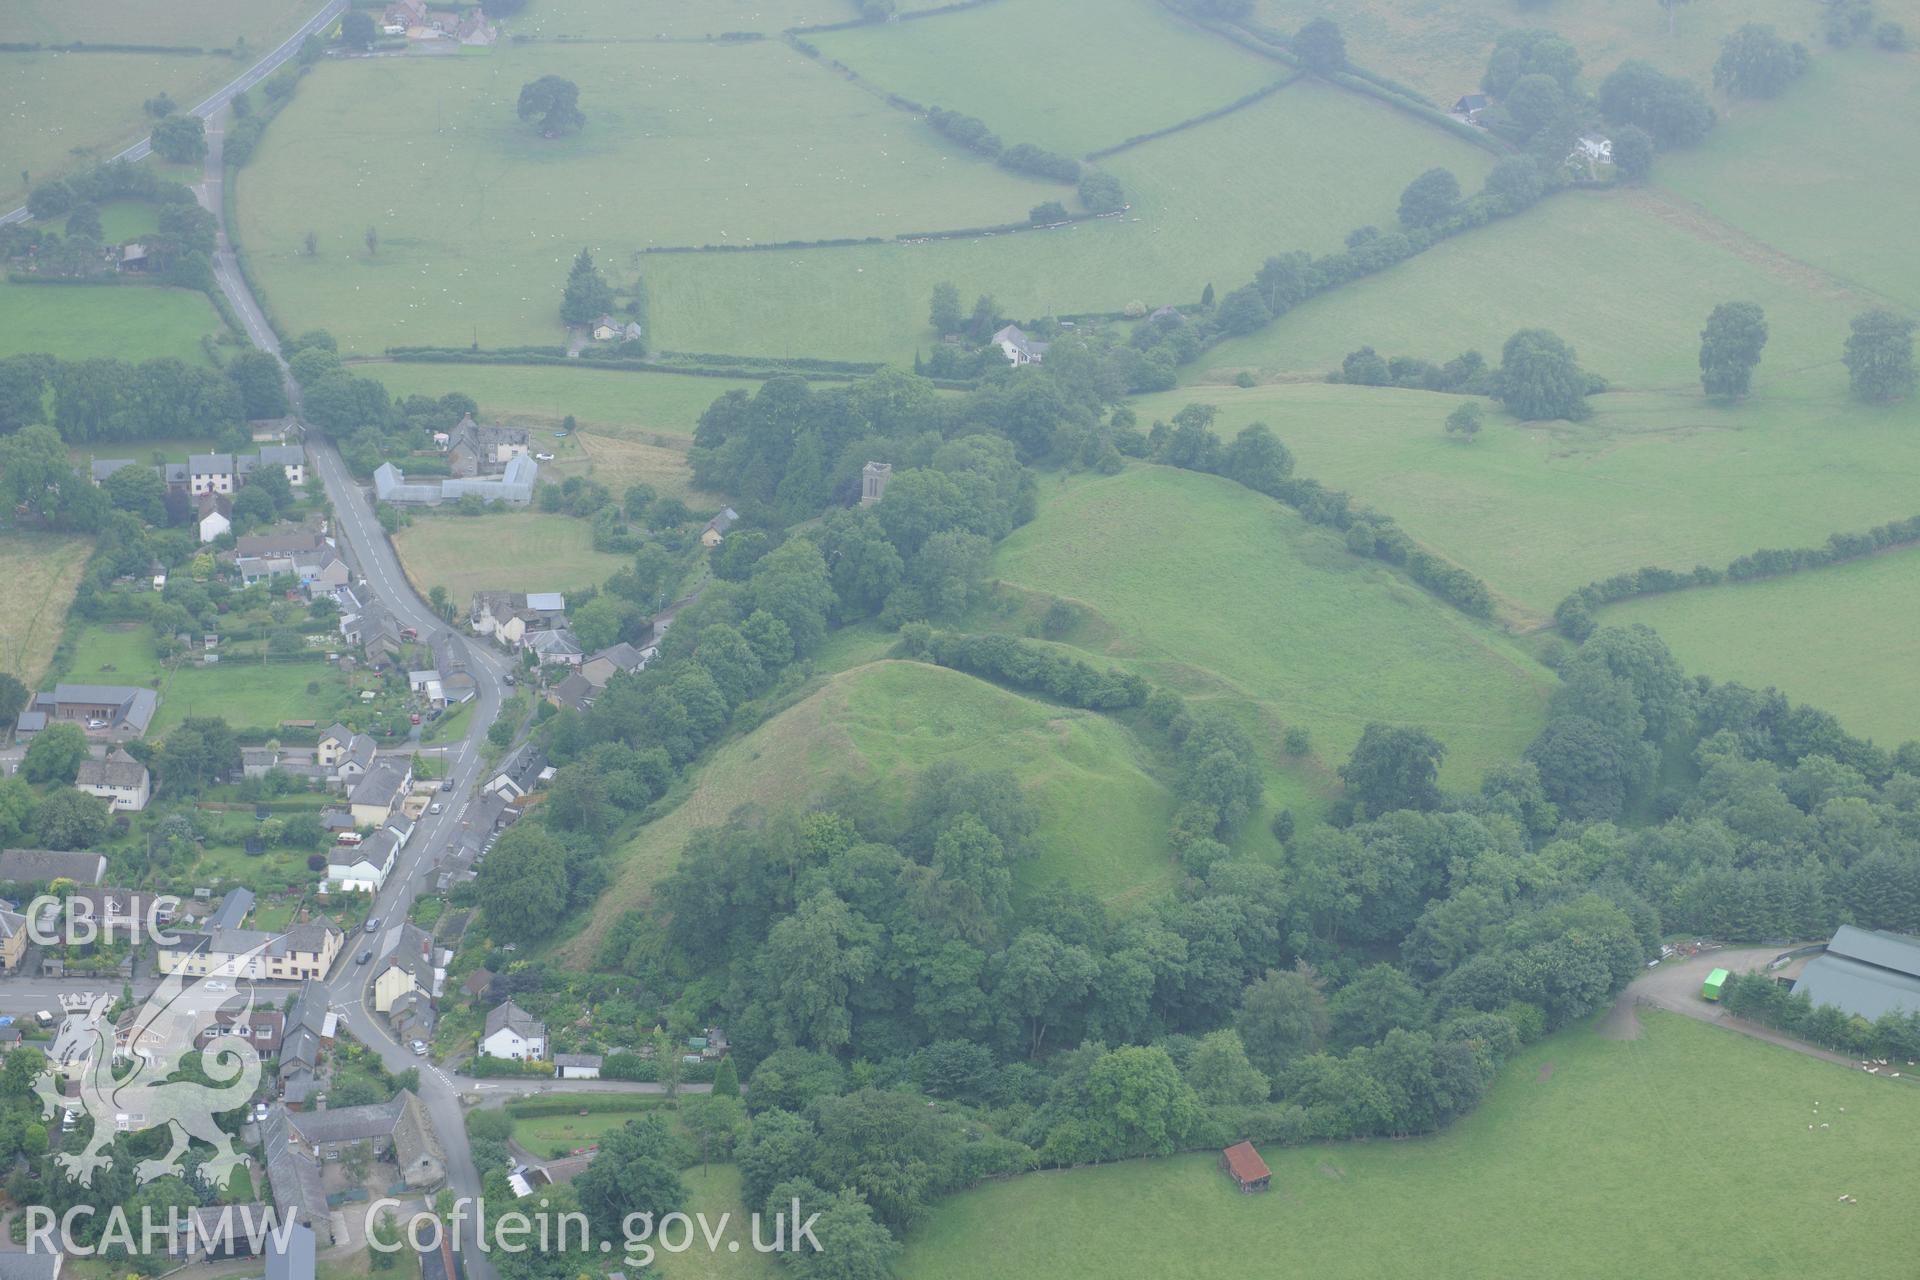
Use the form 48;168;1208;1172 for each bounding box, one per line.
1792;926;1920;1021
1220;1141;1271;1193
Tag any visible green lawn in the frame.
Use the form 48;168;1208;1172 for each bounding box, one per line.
361;363;778;441
639;79;1495;363
1198;188;1868;392
0;532;92;685
992;466;1552;792
1601;544;1920;748
570;658;1179;963
509;1100;668;1154
96;199;162;242
902;1012;1920;1279
391;510;630;608
1128;380;1920;624
1657;52;1920;313
813;0;1278;156
0;280;226;364
1252;0;1827;102
234;40;1061;354
675;1165;782;1280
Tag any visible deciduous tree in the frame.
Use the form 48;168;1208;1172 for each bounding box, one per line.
1698;301;1769;399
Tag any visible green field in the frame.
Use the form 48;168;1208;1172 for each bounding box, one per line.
361;363;771;441
1199;188;1868;391
0;533;93;685
95;199;162;242
1128;381;1920;623
1658;52;1920;313
813;0;1279;156
992;465;1552;790
391;510;631;608
902;1012;1920;1279
569;658;1179;962
1253;0;1827;103
640;79;1494;362
0;0;315;206
1601;545;1920;747
234;40;1061;354
0;280;226;364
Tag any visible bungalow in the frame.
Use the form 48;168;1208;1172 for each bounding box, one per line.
75;747;151;812
990;324;1049;366
237;529;327;558
527;628;583;667
27;684;159;740
480;1000;546;1061
197;494;232;544
408;670;447;707
700;507;739;548
580;642;648;688
591;314;619;341
0;848;107;886
554;1053;602;1080
328;828;399;894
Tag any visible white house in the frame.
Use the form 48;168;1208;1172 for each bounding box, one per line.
198;496;232;544
75;748;150;812
990;324;1049;366
326;828;398;894
480;1000;546;1061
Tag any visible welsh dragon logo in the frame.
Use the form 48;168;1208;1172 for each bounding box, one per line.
36;946;268;1188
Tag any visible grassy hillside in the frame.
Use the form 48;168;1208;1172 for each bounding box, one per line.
1128;382;1920;623
992;466;1553;790
1199;189;1868;390
0;281;226;364
640;80;1494;363
0;533;92;685
391;510;630;608
812;0;1278;156
1601;545;1920;747
902;1012;1920;1279
569;659;1179;962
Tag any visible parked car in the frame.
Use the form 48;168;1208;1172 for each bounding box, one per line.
410;1039;428;1056
400;627;418;640
439;779;454;792
356;949;373;965
410;713;422;725
253;1102;270;1122
429;803;443;815
205;981;229;992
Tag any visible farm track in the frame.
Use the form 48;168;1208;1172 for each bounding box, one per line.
1621;185;1871;303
